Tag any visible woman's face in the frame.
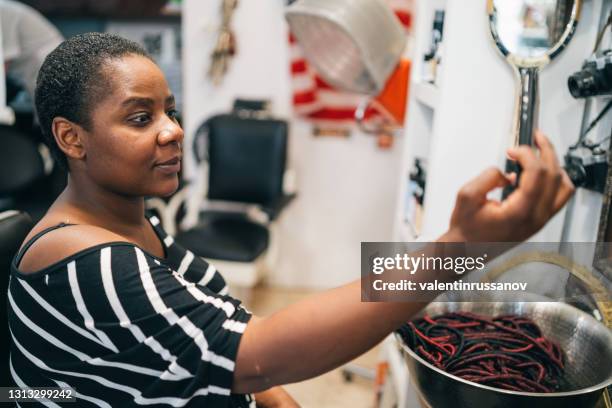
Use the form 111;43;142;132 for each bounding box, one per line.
80;54;183;198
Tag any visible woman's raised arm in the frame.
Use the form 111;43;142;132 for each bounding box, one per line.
232;132;574;393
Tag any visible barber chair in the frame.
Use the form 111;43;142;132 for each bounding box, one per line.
0;124;59;222
0;124;47;386
0;125;45;198
150;102;295;299
0;210;33;387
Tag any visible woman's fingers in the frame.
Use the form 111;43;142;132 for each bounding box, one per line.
456;167;510;207
534;131;574;213
504;144;552;225
552;169;575;213
505;172;517;185
534;130;559;169
533;131;575;216
533;131;564;216
506;145;543;201
505;132;574;225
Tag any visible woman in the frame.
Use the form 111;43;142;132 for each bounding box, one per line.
8;33;574;407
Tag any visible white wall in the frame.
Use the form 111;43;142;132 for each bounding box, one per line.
183;0;403;288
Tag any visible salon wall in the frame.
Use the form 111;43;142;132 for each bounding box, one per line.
182;0;403;288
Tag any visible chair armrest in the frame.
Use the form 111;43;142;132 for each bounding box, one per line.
260;193;297;221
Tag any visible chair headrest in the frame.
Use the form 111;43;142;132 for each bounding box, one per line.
194;114;288;205
0;126;45;195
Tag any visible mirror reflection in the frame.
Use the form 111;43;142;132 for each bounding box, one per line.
493;0;575;58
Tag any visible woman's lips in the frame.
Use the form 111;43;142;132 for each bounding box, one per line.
155;158;181;174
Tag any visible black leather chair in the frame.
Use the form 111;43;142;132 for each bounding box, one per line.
0;124;61;223
0;210;33;387
172;109;295;290
0;125;45;197
0;124;45;386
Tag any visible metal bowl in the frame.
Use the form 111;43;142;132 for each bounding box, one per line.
396;292;612;408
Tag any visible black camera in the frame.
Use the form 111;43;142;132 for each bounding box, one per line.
568;50;612;99
564;145;608;193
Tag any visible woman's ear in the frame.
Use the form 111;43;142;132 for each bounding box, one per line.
52;117;86;160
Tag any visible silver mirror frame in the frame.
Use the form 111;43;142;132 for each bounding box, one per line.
487;0;582;149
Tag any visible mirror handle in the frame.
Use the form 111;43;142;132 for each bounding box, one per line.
516;67;539;147
503;67;539;199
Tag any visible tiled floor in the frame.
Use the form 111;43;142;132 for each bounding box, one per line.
242;285;382;408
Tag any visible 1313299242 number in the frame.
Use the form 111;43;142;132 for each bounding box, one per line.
1;387;77;402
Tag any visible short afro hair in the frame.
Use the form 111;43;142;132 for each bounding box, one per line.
35;32;152;171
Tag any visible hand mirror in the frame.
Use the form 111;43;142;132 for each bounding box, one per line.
487;0;582;196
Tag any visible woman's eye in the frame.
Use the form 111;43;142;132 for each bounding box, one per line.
167;109;179;120
129;113;151;126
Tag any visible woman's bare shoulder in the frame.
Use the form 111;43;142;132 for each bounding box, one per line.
17;217;127;274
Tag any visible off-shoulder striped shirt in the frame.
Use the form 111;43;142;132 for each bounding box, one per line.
8;213;254;407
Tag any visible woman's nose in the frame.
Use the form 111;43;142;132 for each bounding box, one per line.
158;121;184;146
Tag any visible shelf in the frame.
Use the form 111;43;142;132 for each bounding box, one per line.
413;82;439;110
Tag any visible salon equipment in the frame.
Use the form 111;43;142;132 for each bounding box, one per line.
0;126;45;196
402;159;426;237
565;144;608;193
563;100;612;193
0;120;49;385
0;124;63;223
0;210;32;387
569;9;612;99
174;106;295;294
423;10;445;84
487;0;582;198
285;0;410;135
568;50;612;99
398;312;565;393
398;249;612;408
409;159;426;206
232;98;271;116
396;292;612;408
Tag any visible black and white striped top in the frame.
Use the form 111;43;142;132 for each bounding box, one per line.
8;213;254;407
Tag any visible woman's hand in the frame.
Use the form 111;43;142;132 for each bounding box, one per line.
254;386;300;408
446;131;574;242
